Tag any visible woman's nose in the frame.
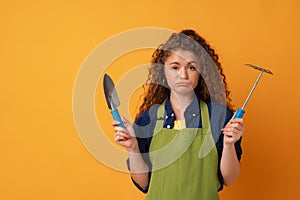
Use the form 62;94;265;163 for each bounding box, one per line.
179;68;188;79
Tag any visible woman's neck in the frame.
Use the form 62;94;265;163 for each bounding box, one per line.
169;92;194;120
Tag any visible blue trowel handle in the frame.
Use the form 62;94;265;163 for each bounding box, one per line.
234;108;245;119
111;109;125;128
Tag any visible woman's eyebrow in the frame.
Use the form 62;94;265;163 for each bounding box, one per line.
168;61;198;65
169;61;180;65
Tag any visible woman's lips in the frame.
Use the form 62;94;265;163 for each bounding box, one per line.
176;82;190;86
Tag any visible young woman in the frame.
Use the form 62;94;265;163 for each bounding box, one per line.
112;29;244;200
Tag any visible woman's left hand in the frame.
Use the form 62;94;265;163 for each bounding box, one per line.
222;118;244;145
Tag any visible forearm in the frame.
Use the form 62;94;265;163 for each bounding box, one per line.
113;117;150;189
220;144;240;186
128;148;149;189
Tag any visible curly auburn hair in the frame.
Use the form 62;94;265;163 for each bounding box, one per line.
136;29;234;120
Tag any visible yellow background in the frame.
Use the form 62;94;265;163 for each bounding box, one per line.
1;0;300;199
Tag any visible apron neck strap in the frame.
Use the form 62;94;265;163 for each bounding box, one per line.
199;100;211;129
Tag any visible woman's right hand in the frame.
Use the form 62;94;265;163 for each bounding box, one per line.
112;117;138;152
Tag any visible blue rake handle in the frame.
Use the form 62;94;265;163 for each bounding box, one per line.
233;108;245;119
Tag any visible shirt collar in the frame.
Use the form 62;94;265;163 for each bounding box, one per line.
163;95;201;129
165;95;200;115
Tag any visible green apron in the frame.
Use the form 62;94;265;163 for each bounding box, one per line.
146;100;220;200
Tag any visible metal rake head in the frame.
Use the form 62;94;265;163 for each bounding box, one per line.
245;64;273;75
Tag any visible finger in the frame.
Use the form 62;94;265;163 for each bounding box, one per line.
231;123;245;133
224;127;242;136
117;135;125;141
222;126;235;133
121;116;128;123
230;118;244;127
119;131;132;139
115;133;125;142
222;127;233;138
222;126;241;139
121;116;133;130
114;134;120;142
225;120;244;132
114;126;129;133
121;116;137;136
112;121;121;126
227;118;243;125
114;131;131;141
227;124;242;132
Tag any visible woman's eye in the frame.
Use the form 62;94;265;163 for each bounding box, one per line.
188;66;196;71
170;66;179;70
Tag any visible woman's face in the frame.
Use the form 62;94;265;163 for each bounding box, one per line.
164;50;200;95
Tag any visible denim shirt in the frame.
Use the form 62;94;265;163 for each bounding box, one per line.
128;96;242;192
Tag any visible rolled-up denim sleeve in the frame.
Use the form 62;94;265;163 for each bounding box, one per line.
216;107;243;191
126;107;157;193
